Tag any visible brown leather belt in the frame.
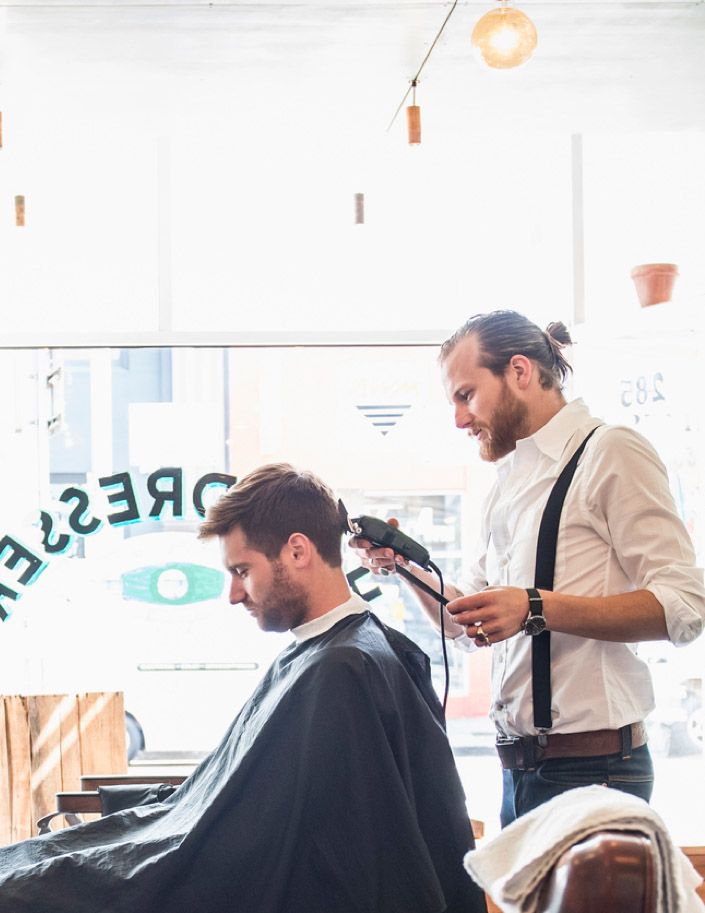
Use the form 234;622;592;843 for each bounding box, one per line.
496;722;648;771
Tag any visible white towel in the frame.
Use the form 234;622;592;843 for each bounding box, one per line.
463;786;705;913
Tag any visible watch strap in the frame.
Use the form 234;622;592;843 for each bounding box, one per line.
525;587;543;626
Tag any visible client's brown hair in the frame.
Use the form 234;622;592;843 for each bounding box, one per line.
198;462;343;568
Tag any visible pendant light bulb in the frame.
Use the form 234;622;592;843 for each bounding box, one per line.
471;0;537;70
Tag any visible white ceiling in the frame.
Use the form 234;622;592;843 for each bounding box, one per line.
1;0;704;141
0;0;703;341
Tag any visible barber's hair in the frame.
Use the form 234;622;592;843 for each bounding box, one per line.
439;310;573;390
198;463;343;567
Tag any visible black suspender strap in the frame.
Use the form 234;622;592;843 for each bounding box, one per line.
531;426;600;730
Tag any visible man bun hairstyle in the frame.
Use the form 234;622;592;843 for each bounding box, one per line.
440;310;573;391
198;462;343;568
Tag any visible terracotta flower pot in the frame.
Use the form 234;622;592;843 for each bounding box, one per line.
630;263;679;308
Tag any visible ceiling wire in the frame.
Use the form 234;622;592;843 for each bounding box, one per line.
386;0;461;133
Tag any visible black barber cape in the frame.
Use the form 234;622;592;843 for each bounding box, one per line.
0;611;486;913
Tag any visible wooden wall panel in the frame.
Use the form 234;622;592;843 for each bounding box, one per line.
28;695;67;836
77;692;127;776
58;696;83;791
0;696;33;845
0;693;127;845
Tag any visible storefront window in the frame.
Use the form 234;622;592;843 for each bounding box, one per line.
1;343;702;840
573;324;705;842
0;345;494;760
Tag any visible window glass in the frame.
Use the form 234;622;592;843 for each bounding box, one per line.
1;343;702;841
0;345;495;766
573;324;705;843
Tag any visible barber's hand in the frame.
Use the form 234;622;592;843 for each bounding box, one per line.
446;586;530;646
348;517;408;576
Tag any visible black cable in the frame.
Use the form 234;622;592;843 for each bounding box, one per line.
395;561;451;715
386;0;461;133
428;560;451;715
395;563;448;607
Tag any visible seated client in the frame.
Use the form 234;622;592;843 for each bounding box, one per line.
0;463;486;913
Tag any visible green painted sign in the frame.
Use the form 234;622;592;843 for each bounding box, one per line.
122;562;225;606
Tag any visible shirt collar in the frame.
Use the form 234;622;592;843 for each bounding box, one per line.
291;592;369;643
515;398;593;463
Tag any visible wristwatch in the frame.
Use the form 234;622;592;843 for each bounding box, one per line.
522;588;546;636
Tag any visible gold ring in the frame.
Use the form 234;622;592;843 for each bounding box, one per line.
475;624;491;646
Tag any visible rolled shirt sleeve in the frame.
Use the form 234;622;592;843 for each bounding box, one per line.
581;425;705;646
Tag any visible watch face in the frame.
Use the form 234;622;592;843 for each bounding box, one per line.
524;614;547;636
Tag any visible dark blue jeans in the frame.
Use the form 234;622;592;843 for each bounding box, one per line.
500;743;654;828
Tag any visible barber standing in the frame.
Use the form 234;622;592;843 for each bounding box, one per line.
350;310;705;827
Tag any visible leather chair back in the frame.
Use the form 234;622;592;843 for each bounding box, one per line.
538;831;656;913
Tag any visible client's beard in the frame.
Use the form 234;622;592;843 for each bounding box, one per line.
251;561;311;632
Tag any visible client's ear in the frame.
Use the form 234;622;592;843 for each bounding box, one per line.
285;533;313;568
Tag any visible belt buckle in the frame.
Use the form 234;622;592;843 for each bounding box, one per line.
495;736;522;770
496;735;544;770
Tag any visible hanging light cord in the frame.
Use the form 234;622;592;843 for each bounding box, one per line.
386;0;461;132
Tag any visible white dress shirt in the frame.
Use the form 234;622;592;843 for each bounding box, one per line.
454;398;705;737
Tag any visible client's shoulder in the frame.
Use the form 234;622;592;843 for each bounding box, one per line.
305;613;394;668
306;612;429;685
299;615;442;724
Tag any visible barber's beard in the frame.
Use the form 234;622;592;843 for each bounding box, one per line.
250;561;311;633
480;381;530;462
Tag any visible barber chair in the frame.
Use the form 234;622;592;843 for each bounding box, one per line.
481;830;657;913
36;773;188;834
36;786;705;913
483;831;705;913
38;776;486;840
537;831;656;913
